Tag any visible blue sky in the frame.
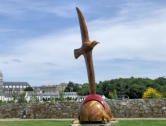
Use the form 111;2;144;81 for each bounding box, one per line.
0;0;166;86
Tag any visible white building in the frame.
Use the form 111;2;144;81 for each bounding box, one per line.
3;82;30;97
64;92;78;98
0;72;4;101
0;72;30;101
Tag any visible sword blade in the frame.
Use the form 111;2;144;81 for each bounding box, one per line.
76;7;90;43
75;7;96;94
84;52;96;94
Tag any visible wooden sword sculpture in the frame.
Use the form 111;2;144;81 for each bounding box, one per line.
73;7;115;124
74;8;98;94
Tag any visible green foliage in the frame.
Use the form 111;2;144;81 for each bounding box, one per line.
0;100;5;104
108;90;118;99
77;83;90;96
0;120;73;126
0;120;166;126
42;97;77;102
29;94;40;103
129;84;146;99
7;100;14;103
12;92;17;101
64;81;80;92
59;91;64;99
24;87;33;91
43;92;77;102
96;82;104;95
75;77;166;99
17;93;27;103
98;77;166;99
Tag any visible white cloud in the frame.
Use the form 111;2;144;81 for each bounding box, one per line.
0;0;76;18
87;2;166;62
1;0;166;84
0;28;84;83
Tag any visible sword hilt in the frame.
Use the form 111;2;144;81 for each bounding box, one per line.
74;41;99;59
74;41;99;94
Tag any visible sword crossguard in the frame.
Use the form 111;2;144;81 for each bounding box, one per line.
74;41;99;59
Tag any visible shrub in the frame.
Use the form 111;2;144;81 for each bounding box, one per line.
109;90;118;99
24;87;33;91
29;94;40;103
18;93;27;103
142;88;162;99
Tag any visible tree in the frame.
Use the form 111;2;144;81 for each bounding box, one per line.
24;87;33;91
64;81;80;92
96;82;104;95
77;83;90;96
129;84;146;99
66;77;166;99
154;77;166;86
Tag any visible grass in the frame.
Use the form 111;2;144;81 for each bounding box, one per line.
0;120;166;126
113;120;166;126
0;120;72;126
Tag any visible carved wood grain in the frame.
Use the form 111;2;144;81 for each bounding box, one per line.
75;7;97;94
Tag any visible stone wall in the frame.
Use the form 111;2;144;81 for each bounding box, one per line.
0;99;166;118
107;99;166;118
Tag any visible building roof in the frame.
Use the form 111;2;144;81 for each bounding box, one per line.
3;82;30;86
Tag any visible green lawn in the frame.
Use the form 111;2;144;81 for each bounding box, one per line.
113;120;166;126
0;120;72;126
0;120;166;126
